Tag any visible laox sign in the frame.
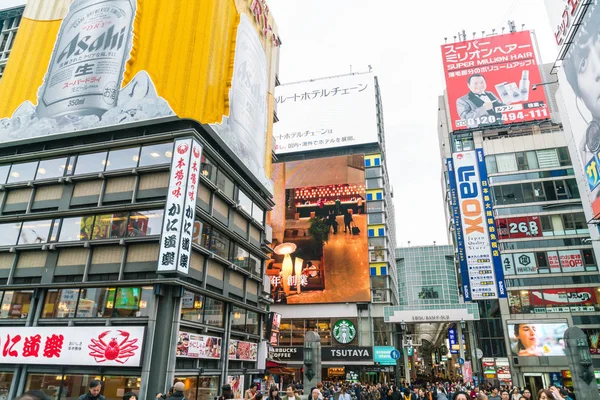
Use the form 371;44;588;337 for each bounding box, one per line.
553;0;582;46
457;165;484;235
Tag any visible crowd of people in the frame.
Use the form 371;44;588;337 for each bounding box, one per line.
243;381;579;400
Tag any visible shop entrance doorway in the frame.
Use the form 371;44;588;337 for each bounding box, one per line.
524;374;544;396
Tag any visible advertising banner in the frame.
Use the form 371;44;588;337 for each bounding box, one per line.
272;346;303;362
508;322;568;356
447;157;471;300
227;376;245;400
496;216;542;239
463;361;473;384
157;138;202;274
0;0;279;192
373;346;399;366
558;249;585;272
583;328;600;354
269;154;369;304
514;252;537;274
496;358;512;382
176;331;222;360
558;2;600;220
441;31;549;131
321;346;372;362
0;326;144;366
544;0;586;50
228;339;258;362
273;74;379;154
451;150;506;299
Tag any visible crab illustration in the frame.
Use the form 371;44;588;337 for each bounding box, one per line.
88;330;139;364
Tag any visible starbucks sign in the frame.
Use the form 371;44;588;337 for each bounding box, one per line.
333;319;356;344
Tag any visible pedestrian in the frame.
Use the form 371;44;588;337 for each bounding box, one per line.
403;388;416;400
123;393;137;400
344;211;353;233
489;389;501;400
391;386;402;400
156;387;174;400
219;384;234;400
500;391;509;400
269;387;283;400
453;392;470;400
17;391;51;400
246;383;258;400
169;382;186;400
521;390;532;400
285;385;301;400
79;380;106;400
437;384;448;400
537;390;552;400
511;389;520;400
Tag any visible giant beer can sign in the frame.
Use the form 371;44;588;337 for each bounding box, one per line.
37;0;136;118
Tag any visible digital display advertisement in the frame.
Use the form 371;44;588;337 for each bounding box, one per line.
508;322;568;356
583;328;600;354
268;154;369;304
449;149;506;300
0;0;280;191
441;31;549;131
558;2;600;220
496;216;542;239
273;74;379;154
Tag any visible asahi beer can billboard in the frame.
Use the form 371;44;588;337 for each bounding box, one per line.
0;0;281;193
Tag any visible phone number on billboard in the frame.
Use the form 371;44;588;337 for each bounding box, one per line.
456;108;548;128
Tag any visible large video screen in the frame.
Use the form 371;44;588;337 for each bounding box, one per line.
268;154;369;304
507;322;567;356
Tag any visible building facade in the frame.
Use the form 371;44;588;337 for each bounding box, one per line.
0;4;22;81
269;72;399;384
438;52;600;388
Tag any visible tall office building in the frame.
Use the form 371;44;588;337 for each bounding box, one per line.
0;3;23;80
268;72;399;384
438;28;600;390
0;1;281;399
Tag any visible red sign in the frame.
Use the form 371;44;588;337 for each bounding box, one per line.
496;216;542;239
441;31;549;131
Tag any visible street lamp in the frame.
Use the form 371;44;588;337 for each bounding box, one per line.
460;319;466;330
400;320;407;333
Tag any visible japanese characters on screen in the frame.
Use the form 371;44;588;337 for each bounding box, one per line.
559;2;600;219
441;31;549;131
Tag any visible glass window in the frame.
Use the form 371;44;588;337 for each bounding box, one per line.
113;287;143;317
105;147;140;171
368;237;385;248
555;180;569;200
212;196;229;223
533;182;545;201
543;181;557;201
18;219;53;244
249;254;261;275
92;213;129;239
0;165;10;184
76;288;114;318
128;209;163;236
500;184;523;204
485;156;497;174
201;155;217;183
0;290;32;318
516;152;528;170
366;168;382;178
209;229;230;259
526;151;539;169
7;161;38;183
59;216;94;242
567;178;580;198
138;142;173;167
366;177;383;190
75;151;108;175
367;201;384;212
496;154;517;173
42;289;79;318
232;245;250;270
247;311;259;335
238;190;253;215
368;213;384;224
522;183;535;203
198;183;211;212
584;249;596;266
231;306;247;332
203;297;224;327
201;223;213;249
0;222;21;246
36;157;68;180
252;204;264;224
0;373;13;400
558;147;571;166
138;286;153;317
216;170;234;199
25;374;63;399
181;290;204;322
537;149;560;168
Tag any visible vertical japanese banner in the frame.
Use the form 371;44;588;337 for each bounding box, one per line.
476;148;506;298
158;138;202;274
447;158;471;301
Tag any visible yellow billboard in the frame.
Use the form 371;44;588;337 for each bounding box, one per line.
0;0;280;191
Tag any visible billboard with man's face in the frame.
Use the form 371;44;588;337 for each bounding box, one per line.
0;0;280;192
441;31;549;131
558;0;600;220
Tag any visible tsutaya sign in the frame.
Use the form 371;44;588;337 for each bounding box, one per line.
385;308;477;323
0;326;145;366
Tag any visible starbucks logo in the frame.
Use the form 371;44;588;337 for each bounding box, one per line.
332;319;356;344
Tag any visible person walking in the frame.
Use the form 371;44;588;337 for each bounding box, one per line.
245;383;258;400
169;382;186;400
285;385;301;400
79;380;106;400
123;393;137;400
344;211;353;233
269;387;283;400
218;384;234;400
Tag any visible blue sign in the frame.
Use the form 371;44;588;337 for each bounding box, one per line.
458;357;465;365
373;346;398;365
390;349;401;360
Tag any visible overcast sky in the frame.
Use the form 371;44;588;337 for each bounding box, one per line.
268;0;560;247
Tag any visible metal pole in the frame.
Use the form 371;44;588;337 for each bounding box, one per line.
457;322;465;377
403;334;410;385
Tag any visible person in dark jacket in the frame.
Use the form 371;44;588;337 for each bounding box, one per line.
170;382;186;400
79;380;106;400
390;386;402;400
123;392;137;400
219;384;234;400
343;211;353;233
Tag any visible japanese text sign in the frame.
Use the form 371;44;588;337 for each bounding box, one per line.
228;339;258;361
177;331;222;359
0;326;144;367
158;138;203;274
496;216;542;239
441;31;549;131
273;73;379;154
451;149;506;300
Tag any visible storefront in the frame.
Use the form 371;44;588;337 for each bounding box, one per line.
0;326;145;400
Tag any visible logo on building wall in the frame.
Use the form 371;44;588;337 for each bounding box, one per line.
333;319;356;344
418;287;440;299
88;330;140;364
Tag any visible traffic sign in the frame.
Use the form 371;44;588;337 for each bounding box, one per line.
458;357;465;365
390;349;401;360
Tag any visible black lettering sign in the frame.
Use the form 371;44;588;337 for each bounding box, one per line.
321;346;373;362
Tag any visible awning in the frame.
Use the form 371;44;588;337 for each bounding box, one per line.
267;367;297;375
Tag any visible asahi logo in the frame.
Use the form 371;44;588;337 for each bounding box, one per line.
57;25;127;66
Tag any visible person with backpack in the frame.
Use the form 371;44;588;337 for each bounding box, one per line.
344;211;353;233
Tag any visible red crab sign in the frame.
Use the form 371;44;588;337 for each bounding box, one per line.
0;326;144;367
